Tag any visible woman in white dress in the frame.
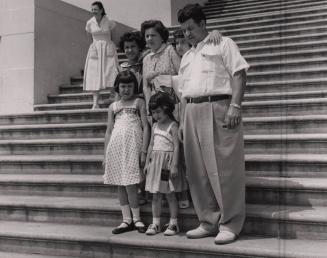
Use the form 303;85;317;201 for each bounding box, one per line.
83;1;119;109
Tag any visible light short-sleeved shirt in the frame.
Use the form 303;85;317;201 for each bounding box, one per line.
179;35;249;98
86;15;116;42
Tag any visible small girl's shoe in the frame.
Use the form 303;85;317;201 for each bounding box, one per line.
134;220;146;233
145;224;160;235
163;223;179;236
112;221;134;234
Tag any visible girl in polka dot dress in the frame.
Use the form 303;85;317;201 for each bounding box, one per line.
103;70;150;234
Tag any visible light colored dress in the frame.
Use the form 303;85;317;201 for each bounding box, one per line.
103;99;143;186
145;122;185;194
83;15;119;92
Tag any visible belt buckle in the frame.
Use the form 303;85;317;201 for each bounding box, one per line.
208;96;212;102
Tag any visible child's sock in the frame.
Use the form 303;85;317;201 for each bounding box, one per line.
119;204;132;228
131;207;140;221
169;218;178;225
131;207;144;227
153;217;160;226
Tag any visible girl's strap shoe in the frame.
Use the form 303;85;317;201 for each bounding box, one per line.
112;221;134;234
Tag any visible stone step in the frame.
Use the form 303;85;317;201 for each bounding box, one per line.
0;155;102;175
245;204;327;240
228;24;327;42
0;195;327;240
242;97;327;117
244;89;327;101
0;110;107;126
0;174;112;198
204;0;323;20
241;40;327;56
246;154;327;177
247;176;327;206
0;174;326;207
245;48;327;63
236;31;327;49
59;83;83;94
0;251;70;258
213;15;327;38
205;0;327;20
245;78;327;94
48;92;111;104
34;103;96;111
1;221;327;258
244;133;327;154
0;123;106;139
0;138;104;155
243;115;327;135
204;0;306;10
247;67;327;82
249;57;327;72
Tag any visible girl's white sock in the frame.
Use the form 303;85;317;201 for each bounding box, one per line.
121;204;132;224
131;207;141;222
153;217;160;226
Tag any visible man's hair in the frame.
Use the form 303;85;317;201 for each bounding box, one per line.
177;4;206;24
119;31;146;52
140;20;170;43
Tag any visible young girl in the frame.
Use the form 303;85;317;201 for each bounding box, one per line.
83;1;119;109
103;70;150;234
144;92;183;236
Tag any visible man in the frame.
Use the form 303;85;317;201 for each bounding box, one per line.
177;4;249;245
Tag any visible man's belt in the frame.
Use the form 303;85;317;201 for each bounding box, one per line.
186;95;231;104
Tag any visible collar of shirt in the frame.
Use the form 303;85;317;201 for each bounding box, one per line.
90;15;108;25
191;33;211;53
148;43;167;57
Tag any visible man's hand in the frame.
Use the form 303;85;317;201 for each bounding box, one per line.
207;30;222;45
224;105;242;129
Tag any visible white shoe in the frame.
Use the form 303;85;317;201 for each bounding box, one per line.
186;226;216;239
214;231;237;245
163;224;179;236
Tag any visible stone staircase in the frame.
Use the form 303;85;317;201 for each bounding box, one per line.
1;0;327;257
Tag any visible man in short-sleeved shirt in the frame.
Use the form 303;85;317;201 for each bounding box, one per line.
177;4;249;245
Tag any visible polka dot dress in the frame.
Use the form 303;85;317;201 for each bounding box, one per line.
103;100;142;186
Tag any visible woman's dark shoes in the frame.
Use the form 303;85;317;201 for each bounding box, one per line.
134;220;146;233
112;221;134;234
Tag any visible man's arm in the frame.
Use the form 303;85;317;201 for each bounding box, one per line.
224;69;246;129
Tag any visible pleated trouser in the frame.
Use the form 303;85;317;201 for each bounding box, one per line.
183;99;246;234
